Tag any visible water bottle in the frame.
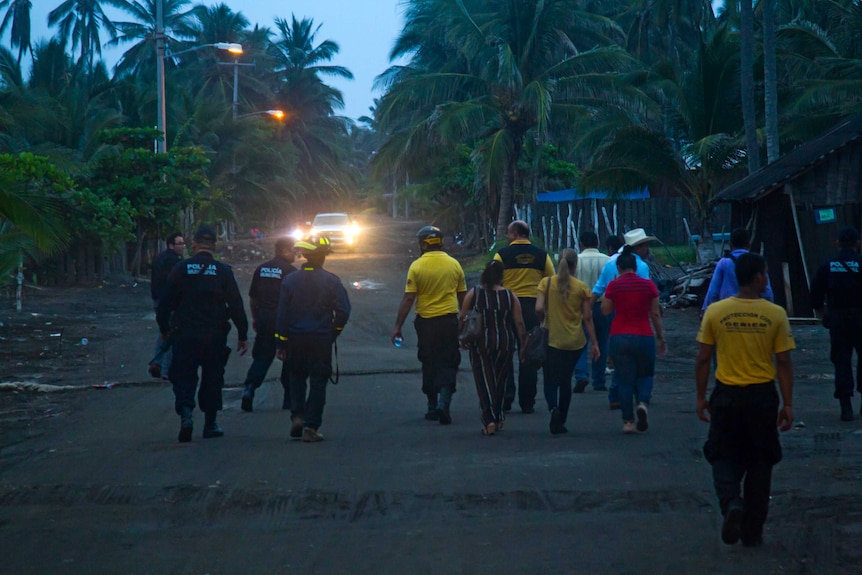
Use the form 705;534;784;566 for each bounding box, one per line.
393;336;404;348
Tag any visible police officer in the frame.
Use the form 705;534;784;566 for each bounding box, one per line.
241;237;297;412
149;231;185;379
275;236;350;443
391;226;466;424
810;226;862;421
493;220;554;413
157;225;249;442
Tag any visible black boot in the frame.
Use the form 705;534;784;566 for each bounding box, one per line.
840;397;854;421
241;386;254;412
178;407;193;443
203;411;224;438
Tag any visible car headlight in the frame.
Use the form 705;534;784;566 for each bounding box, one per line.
290;229;304;240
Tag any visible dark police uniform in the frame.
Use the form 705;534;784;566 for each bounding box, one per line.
242;255;296;405
493;239;554;411
149;246;182;374
157;251;248;418
275;263;350;433
810;247;862;402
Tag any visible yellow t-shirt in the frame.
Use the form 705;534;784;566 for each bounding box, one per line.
697;297;796;385
536;276;592;351
405;251;466;318
493;240;555;298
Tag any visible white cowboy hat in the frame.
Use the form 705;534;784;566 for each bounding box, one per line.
622;228;658;248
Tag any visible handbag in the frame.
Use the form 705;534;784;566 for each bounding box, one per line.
523;278;551;367
458;287;484;345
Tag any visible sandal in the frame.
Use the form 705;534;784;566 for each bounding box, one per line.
482;422;496;435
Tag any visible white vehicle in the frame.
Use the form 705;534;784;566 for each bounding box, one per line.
293;212;359;252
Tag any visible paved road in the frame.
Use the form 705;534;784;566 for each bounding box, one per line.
1;217;861;574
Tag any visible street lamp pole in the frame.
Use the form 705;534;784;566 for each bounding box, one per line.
155;0;167;153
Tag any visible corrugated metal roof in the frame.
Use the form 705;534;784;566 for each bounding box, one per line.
714;114;862;203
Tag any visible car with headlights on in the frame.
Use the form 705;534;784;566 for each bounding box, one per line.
292;212;360;253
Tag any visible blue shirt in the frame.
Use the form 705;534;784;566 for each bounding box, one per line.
592;253;650;296
701;248;774;311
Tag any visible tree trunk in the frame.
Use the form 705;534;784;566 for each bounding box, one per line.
740;0;761;173
496;155;515;239
762;0;780;163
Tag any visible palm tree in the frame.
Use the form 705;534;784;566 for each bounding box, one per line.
374;0;636;237
48;0;130;75
0;0;31;65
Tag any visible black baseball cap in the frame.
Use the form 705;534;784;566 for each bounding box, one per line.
193;225;217;244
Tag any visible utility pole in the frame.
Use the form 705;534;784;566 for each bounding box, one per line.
155;0;167;153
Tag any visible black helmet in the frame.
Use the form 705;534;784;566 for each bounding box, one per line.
295;235;331;256
416;225;443;249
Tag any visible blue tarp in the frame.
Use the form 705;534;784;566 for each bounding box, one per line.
536;187;650;202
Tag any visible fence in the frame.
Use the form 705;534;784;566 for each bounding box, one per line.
524;197;730;250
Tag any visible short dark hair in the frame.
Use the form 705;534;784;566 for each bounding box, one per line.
616;245;636;271
730;228;750;249
579;231;599;249
481;260;504;288
166;232;183;246
839;226;860;247
735;252;767;287
509;221;530;238
193;225;217;245
275;237;295;254
606;235;623;253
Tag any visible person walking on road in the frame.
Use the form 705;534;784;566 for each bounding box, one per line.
241;237;297;412
460;260;526;435
592;229;654;409
157;225;249;443
809;226;862;421
701;227;774;312
392;226;466;424
149;232;185;379
275;236;351;443
573;231;609;393
696;252;795;547
493;220;554;414
601;245;666;434
536;249;599;435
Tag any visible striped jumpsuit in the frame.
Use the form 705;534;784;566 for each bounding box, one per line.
468;288;517;427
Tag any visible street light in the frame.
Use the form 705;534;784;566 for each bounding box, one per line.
154;0;244;153
235;109;286;120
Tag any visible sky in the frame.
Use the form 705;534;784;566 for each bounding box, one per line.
24;0;407;121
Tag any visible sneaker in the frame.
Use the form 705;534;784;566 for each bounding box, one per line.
609;402;621;411
622;421;635;434
202;424;224;439
241;393;253;413
636;402;649;432
148;363;162;379
178;421;193;443
722;504;745;545
290;416;304;438
549;408;564;435
438;409;452;425
424;408;441;421
301;427;324;442
573;379;589;394
840;398;854;421
605;367;614;376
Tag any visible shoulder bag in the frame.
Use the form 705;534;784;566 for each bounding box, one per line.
458;287;484;345
523;278;551;367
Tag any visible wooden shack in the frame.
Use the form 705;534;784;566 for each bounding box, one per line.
714;114;862;316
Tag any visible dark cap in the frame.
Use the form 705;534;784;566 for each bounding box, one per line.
839;226;860;245
193;225;217;244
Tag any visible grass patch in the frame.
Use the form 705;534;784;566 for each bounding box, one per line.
654;244;696;266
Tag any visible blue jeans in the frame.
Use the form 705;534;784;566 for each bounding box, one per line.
575;302;610;389
543;346;583;424
609;334;655;421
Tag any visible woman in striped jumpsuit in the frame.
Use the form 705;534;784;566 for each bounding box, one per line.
460;260;526;435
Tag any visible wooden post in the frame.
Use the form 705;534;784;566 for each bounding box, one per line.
782;262;794;316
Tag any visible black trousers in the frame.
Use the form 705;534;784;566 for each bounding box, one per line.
169;331;228;415
505;296;539;408
827;311;862;399
414;314;461;401
242;320;289;393
286;336;333;430
703;381;782;539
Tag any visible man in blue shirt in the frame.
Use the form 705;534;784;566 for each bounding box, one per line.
591;228;655;409
702;228;773;312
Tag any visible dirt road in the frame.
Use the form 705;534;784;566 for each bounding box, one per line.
1;216;861;574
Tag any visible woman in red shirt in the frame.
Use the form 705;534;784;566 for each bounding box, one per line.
601;246;667;433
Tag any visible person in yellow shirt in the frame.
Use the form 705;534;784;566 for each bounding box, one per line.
695;252;794;548
493;220;555;413
392;226;466;424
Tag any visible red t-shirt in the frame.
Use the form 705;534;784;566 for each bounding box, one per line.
605;273;658;337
